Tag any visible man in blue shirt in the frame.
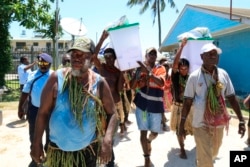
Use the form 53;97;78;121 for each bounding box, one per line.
30;37;117;167
18;53;53;167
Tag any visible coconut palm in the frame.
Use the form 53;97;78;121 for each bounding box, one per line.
127;0;178;47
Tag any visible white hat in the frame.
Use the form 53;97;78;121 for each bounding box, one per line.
146;47;157;54
200;43;222;55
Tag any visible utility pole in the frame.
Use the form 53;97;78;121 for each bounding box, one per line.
55;0;59;68
229;0;241;22
230;0;232;20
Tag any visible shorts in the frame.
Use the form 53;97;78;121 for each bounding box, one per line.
135;107;162;133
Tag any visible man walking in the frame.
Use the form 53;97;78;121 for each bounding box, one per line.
130;47;166;167
179;43;246;167
18;53;53;167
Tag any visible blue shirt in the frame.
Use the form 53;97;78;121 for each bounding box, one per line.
49;69;101;151
23;69;53;107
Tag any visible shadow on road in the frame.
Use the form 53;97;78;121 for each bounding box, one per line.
164;147;196;167
6;119;27;128
113;130;133;147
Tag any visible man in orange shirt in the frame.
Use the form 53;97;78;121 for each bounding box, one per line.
130;47;166;167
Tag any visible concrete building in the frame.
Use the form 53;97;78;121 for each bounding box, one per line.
11;37;71;51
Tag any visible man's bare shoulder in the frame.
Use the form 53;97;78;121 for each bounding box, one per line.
101;64;121;75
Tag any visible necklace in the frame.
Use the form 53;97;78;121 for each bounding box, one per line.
62;70;93;127
179;75;188;87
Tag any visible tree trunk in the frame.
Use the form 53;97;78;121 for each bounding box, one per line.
157;0;162;48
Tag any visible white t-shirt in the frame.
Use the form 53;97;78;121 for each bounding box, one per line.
17;64;32;85
184;67;235;128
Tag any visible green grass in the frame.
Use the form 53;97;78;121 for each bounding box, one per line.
5;79;19;90
1;79;20;102
226;99;249;117
228;108;249;117
1;88;20;102
227;105;249;117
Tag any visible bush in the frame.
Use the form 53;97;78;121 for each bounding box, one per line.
1;88;20;102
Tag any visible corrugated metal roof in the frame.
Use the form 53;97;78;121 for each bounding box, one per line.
191;5;250;18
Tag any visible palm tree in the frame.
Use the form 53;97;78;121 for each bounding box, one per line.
127;0;178;47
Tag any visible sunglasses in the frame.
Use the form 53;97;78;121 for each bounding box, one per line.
38;61;50;66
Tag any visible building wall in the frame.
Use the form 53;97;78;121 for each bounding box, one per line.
161;7;241;49
11;38;71;51
216;29;250;96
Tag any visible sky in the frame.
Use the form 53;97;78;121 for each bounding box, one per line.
9;0;249;52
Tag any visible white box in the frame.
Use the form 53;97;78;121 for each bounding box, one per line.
181;39;213;73
108;23;142;71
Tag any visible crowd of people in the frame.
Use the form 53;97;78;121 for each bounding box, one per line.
16;31;248;167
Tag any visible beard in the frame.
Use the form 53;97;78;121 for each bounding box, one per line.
71;59;91;77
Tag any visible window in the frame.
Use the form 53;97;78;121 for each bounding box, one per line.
33;42;39;46
16;42;26;49
46;42;51;52
46;42;51;48
58;42;64;49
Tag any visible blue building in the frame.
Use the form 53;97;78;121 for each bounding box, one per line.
160;4;250;96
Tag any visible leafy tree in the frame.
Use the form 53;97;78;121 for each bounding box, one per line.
127;0;178;47
0;0;52;88
0;2;12;88
35;11;64;70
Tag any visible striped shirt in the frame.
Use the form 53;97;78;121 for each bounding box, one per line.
134;65;166;113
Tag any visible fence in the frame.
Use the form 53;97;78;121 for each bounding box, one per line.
5;47;66;90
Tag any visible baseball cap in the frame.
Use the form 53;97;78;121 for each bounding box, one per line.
67;37;95;54
37;53;53;63
200;43;222;55
146;47;157;54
